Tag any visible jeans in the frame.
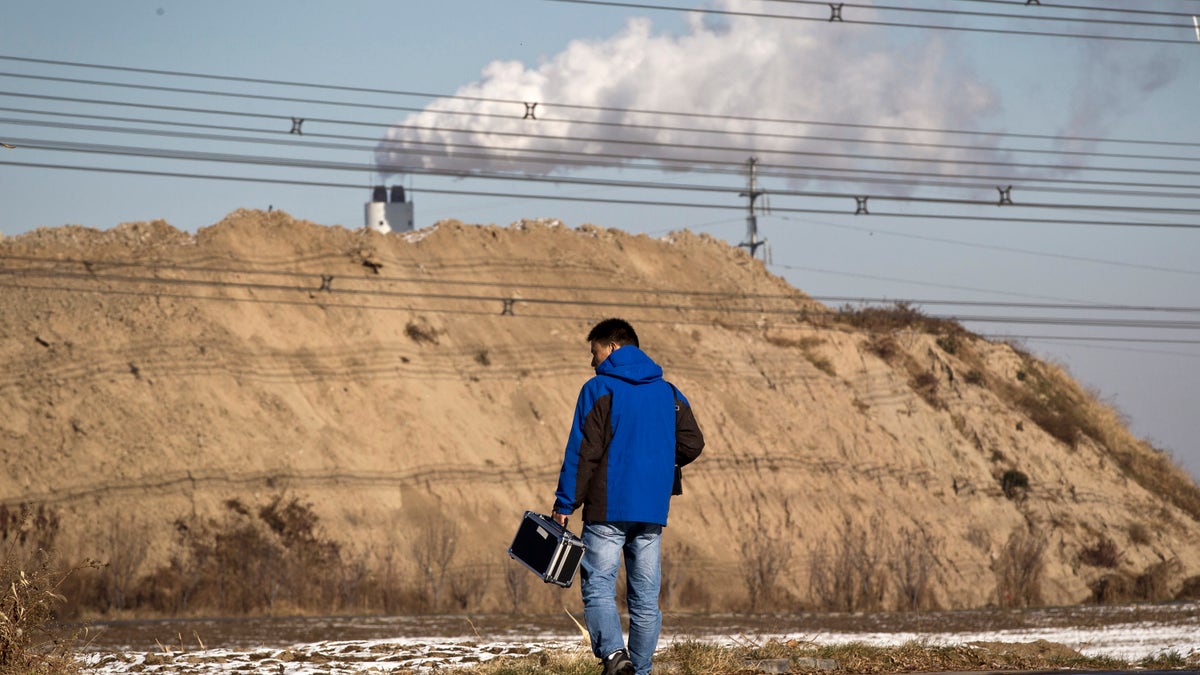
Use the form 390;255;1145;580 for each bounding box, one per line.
580;521;662;675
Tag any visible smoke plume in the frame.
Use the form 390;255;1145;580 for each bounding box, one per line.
373;2;1006;188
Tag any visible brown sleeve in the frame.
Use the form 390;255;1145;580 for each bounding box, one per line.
576;394;613;513
675;400;704;467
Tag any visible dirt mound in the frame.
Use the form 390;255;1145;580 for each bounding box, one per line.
2;209;1199;612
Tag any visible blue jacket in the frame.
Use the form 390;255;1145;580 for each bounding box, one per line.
553;345;704;526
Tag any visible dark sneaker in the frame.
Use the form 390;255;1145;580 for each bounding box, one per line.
602;648;635;675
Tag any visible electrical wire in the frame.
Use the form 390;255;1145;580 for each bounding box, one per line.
3;54;1198;152
943;0;1200;21
11;133;1200;219
4;70;1195;172
1;263;1196;331
759;0;1195;29
6;252;1195;316
6;70;1200;171
7;102;1200;201
774;215;1200;278
540;0;1199;44
5;158;1199;230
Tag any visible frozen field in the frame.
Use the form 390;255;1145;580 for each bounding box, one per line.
78;603;1200;673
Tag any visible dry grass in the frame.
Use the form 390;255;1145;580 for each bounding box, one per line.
0;547;85;675
993;527;1046;608
451;638;1142;675
764;334;836;376
833;302;966;337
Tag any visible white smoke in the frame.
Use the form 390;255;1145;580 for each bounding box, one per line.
374;1;1004;184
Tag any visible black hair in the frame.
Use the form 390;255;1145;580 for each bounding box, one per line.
587;318;639;348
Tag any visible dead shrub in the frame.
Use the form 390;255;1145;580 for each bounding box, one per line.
835;302;964;335
1107;443;1200;525
808;518;888;613
935;333;960;355
764;334;836;376
988;359;1094;450
411;516;459;611
910;371;942;409
0;546;85;674
1134;559;1180;602
889;525;942;611
142;493;345;614
0;503;60;553
1089;572;1136;604
740;532;792;612
404;319;439;344
993;527;1046;608
98;514;150;612
1077;536;1122;568
449;559;491;610
1127;522;1151;546
865;335;899;362
1000;470;1030;501
503;563;529;614
1089;560;1184;604
1175;575;1200;600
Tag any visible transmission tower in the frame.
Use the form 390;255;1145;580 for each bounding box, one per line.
738;156;769;260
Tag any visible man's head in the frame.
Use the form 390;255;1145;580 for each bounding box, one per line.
587;318;638;369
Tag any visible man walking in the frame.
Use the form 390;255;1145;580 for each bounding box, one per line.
553;318;704;675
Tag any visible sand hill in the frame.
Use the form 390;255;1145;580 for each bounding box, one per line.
2;209;1199;612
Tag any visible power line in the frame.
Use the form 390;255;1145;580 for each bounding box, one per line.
776;215;1200;278
7;98;1200;205
3;54;1198;152
6;158;1199;231
2;263;1197;331
541;0;1199;44
10;101;1200;207
758;0;1190;29
3;278;1192;353
6;70;1200;171
12;133;1200;219
943;0;1200;21
8;102;1200;201
6;252;1195;316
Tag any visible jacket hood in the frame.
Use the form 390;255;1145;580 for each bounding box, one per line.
595;345;663;385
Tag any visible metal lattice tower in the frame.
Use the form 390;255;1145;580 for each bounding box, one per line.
738;156;768;260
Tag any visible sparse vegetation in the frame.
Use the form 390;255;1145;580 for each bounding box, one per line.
1000;469;1030;501
1089;559;1184;604
935;333;960;355
865;334;900;361
1;514;84;672
404;319;439;344
889;525;943;611
764;333;836;376
989;355;1200;523
740;532;793;611
413;516;459;611
808;519;943;613
834;301;966;337
993;527;1046;608
141;494;346;614
808;518;887;613
1078;535;1122;568
452;638;1136;675
1134;558;1180;602
910;370;943;409
1128;522;1151;545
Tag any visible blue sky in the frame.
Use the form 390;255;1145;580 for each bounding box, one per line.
2;1;1199;480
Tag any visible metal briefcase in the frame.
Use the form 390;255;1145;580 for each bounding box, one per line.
508;511;586;587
